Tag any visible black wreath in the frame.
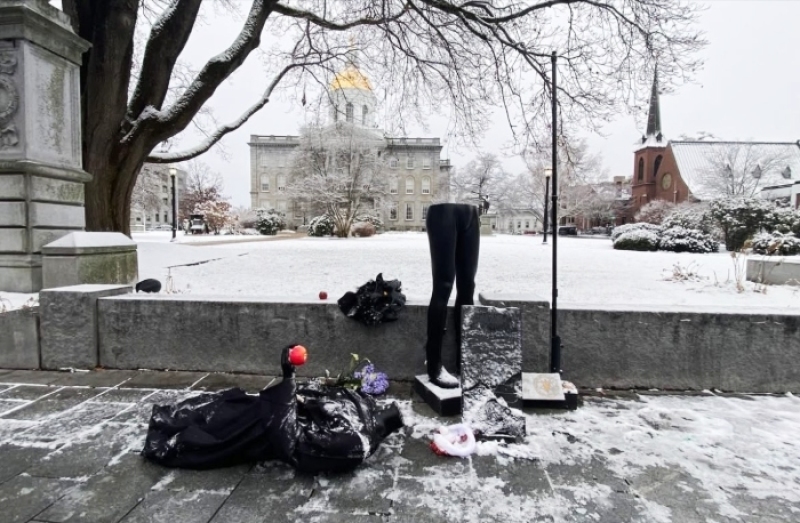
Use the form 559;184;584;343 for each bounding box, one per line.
337;273;406;326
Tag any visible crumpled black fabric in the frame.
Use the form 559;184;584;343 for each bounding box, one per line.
141;345;403;472
338;273;406;326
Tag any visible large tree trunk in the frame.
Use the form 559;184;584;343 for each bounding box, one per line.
66;0;140;235
62;0;277;235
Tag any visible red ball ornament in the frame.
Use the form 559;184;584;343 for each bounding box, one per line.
319;291;328;300
288;345;308;366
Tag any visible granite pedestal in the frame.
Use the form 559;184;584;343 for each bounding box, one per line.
0;0;91;292
460;305;526;439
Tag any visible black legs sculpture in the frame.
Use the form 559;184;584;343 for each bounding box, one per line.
425;203;480;388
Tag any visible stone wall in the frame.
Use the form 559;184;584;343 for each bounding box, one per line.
0;306;39;368
747;256;800;286
91;293;800;393
5;288;799;392
97;295;459;379
481;295;800;392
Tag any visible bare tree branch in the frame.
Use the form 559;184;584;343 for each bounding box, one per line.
127;0;203;120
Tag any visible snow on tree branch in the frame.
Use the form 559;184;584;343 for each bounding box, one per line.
147;58;325;163
123;0;279;145
127;0;203;123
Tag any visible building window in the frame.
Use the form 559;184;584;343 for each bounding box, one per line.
362;105;369;125
525;220;530;229
277;201;287;212
517;220;521;229
407;155;415;169
277;155;286;168
390;179;398;194
162;185;168;194
405;177;415;194
422;204;429;220
389;158;398;169
277;175;286;192
421;177;431;194
294;202;304;218
261;176;270;192
346;103;354;123
136;216;141;222
782;166;793;179
422;157;431;169
654;155;662;178
164;213;168;223
155;214;160;222
405;203;414;220
389;205;398;220
637;157;644;181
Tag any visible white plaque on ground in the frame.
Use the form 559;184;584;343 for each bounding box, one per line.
522;373;565;401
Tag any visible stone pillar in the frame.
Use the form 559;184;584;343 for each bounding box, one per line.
0;0;91;292
42;232;137;289
40;284;132;370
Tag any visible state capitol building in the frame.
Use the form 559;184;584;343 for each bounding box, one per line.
248;62;452;230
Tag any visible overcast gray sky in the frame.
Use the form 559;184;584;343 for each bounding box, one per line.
52;1;800;207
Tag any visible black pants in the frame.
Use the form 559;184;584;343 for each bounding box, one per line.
425;203;480;378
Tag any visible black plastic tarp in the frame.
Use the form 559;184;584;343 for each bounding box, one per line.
141;346;403;473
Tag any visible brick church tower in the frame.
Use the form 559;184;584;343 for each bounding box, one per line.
630;70;667;216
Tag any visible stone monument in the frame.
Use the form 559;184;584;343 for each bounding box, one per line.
460;305;526;441
0;0;91;292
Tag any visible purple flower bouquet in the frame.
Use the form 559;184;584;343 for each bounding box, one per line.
354;363;389;395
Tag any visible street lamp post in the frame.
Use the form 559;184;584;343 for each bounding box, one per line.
542;168;552;244
169;167;177;241
549;50;561;375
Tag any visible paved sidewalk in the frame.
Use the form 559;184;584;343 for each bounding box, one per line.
0;369;797;523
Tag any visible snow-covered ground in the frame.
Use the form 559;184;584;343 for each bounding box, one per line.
2;232;798;312
398;391;800;522
140;232;799;309
0;292;37;313
0;375;797;522
132;231;297;244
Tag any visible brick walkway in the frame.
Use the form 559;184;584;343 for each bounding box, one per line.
0;369;795;523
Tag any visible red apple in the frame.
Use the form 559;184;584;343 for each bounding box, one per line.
319;291;328;300
288;345;308;366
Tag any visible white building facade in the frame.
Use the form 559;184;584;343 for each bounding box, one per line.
129;163;187;232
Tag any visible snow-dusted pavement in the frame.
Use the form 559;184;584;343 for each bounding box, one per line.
138;232;800;310
0;369;798;523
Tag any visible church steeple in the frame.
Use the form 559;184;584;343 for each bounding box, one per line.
644;67;663;142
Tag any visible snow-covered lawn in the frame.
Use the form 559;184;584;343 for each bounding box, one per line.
2;232;797;312
132;230;298;244
141;232;800;309
0;292;37;313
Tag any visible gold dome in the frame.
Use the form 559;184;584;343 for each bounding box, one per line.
330;64;373;91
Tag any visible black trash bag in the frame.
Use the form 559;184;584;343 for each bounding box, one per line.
338;273;406;326
136;279;161;293
294;385;403;473
141;345;403;472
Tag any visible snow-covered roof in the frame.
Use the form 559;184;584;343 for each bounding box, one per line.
670;141;800;200
634;133;667;151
